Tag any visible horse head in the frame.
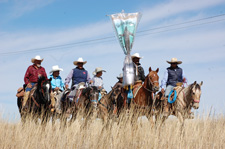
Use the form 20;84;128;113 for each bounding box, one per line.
82;86;100;108
37;76;52;104
190;81;203;109
145;67;160;92
111;85;122;103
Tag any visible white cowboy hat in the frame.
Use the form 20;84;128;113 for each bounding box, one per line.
167;58;182;64
131;53;143;59
31;55;44;63
117;73;123;79
49;65;63;73
73;57;87;65
93;67;106;75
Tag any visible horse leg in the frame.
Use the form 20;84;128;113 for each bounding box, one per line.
177;111;185;136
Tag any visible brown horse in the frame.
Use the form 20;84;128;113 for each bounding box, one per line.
157;81;203;125
97;89;116;123
131;67;159;123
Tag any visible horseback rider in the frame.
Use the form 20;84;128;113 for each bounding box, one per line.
48;65;64;113
160;58;188;116
23;55;55;112
92;67;106;90
112;73;123;114
64;57;93;98
112;73;123;90
131;53;145;83
92;67;107;96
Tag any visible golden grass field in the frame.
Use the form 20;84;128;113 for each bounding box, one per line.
0;112;225;149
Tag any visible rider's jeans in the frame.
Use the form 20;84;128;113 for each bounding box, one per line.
165;85;174;97
25;82;36;92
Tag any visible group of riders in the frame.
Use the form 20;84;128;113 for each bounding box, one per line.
20;53;188;117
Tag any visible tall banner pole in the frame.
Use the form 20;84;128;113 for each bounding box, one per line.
109;10;142;100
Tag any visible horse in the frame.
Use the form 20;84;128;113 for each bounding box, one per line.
97;88;119;123
130;67;160;124
17;76;53;124
60;85;100;125
158;81;203;125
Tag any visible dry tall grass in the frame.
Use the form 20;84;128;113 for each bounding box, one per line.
0;112;225;149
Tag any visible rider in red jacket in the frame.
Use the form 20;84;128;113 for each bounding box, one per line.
22;55;55;112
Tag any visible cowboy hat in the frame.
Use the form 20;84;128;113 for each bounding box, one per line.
131;53;143;59
167;58;182;64
49;65;63;73
31;55;44;63
93;67;106;75
117;73;123;79
73;57;87;65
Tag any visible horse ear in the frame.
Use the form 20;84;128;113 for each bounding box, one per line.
200;81;203;86
149;67;152;72
193;81;197;85
156;68;159;73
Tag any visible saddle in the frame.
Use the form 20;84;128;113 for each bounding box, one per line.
168;84;183;103
16;87;24;98
16;85;37;98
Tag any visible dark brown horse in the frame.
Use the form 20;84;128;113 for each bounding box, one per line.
17;76;53;124
131;67;159;123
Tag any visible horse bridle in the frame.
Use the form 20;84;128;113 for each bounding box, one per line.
144;75;159;92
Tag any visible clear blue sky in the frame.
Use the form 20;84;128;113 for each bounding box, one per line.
0;0;225;121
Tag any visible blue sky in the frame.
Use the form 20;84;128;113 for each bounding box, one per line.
0;0;225;120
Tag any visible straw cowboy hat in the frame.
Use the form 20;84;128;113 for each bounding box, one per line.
167;58;182;64
131;53;143;59
31;55;43;63
117;73;123;79
49;65;63;73
93;67;106;75
73;57;87;65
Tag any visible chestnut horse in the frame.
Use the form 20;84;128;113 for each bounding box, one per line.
131;67;159;123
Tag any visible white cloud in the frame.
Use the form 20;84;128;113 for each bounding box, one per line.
4;0;54;19
140;0;225;25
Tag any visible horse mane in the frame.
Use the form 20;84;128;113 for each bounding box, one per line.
82;86;99;95
37;76;46;89
189;82;201;91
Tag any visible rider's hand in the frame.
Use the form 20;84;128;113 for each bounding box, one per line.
65;84;69;89
89;80;93;84
27;83;32;88
161;88;165;93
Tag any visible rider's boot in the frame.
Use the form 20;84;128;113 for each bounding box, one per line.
22;91;30;112
50;93;56;112
163;96;169;117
